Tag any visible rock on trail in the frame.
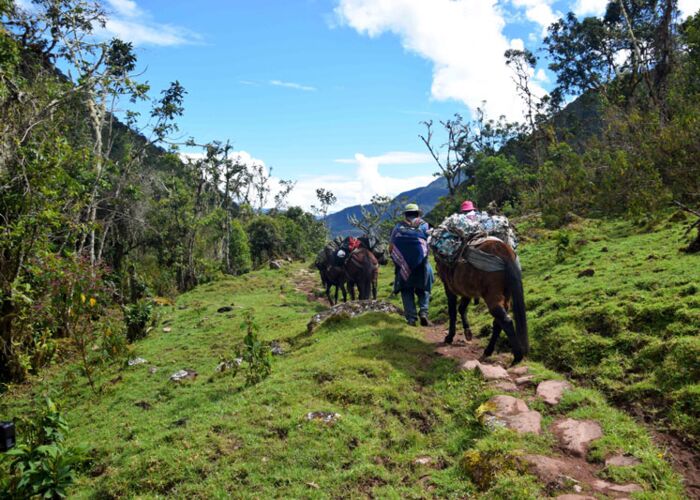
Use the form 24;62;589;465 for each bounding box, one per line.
537;380;572;405
553;418;603;458
480;395;542;435
460;359;509;380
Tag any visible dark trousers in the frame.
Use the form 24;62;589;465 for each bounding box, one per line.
401;288;430;322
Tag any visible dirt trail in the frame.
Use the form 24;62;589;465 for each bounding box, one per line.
295;268;699;498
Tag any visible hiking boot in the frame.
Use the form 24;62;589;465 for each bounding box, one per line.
419;313;430;326
407;319;417;327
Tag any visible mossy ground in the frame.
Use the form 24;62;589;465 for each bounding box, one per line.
1;214;695;498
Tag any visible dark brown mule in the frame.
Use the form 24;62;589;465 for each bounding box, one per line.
344;247;379;300
314;249;347;306
319;265;347;305
437;238;528;365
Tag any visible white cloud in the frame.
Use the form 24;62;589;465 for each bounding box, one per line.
106;0;142;18
285;151;435;211
269;80;317;92
575;0;700;18
679;0;700;18
334;0;545;121
510;0;559;35
573;0;608;17
101;0;200;46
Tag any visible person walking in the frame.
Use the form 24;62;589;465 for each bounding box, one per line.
389;203;434;326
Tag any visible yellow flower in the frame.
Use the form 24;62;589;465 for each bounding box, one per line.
80;293;86;304
89;297;97;308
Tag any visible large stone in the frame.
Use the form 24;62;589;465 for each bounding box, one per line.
515;374;536;386
521;454;570;485
490;380;518;392
556;496;596;500
605;454;641;467
477;363;509;381
536;380;572;406
170;369;197;382
482;395;542;435
593;480;643;494
553;419;603;457
509;365;529;376
461;359;481;371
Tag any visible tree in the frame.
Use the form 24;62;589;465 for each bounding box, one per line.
474;155;523;208
274;179;296;211
312;188;337;231
347;194;394;240
419;115;473;195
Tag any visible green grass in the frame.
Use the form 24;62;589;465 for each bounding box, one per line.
1;214;693;498
512;213;700;443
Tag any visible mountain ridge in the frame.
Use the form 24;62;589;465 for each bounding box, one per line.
326;176;448;236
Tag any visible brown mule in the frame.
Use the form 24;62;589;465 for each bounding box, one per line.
437;238;528;365
344;247;379;300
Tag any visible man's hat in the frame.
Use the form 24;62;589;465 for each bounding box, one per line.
404;203;421;213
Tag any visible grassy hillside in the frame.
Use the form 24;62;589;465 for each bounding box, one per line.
2;216;694;497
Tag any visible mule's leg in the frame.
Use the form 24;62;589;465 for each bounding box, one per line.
334;284;339;305
485;305;523;366
372;277;378;300
481;319;501;360
444;288;458;344
341;283;347;303
348;281;355;301
361;279;371;300
458;298;472;340
326;283;334;305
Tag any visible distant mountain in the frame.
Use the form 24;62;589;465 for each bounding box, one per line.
326;176;449;237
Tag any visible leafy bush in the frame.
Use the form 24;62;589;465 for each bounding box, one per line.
228;219;252;275
474;154;523;208
539;143;591;228
246;216;284;266
554;230;572;263
236;311;272;386
0;398;82;498
123;299;155;343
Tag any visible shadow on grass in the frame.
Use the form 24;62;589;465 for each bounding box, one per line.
353;327;459;386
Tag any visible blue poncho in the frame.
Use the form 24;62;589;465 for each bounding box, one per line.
390;219;433;291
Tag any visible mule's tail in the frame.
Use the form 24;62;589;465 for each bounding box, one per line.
504;256;528;356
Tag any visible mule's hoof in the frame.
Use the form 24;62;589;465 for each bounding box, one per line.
510;355;524;367
443;336;454;345
479;352;493;362
464;329;473;341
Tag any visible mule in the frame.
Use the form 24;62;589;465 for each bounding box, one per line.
314;248;348;306
319;265;347;305
436;238;528;365
344;247;379;300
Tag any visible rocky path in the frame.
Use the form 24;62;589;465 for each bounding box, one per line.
423;325;648;499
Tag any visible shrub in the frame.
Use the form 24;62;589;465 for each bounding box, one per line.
228;219;252;275
123;299;155;343
0;398;82;498
246;216;284;267
235;311;272;386
539;143;591;228
474;154;522;208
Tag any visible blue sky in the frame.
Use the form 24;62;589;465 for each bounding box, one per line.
84;0;700;209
